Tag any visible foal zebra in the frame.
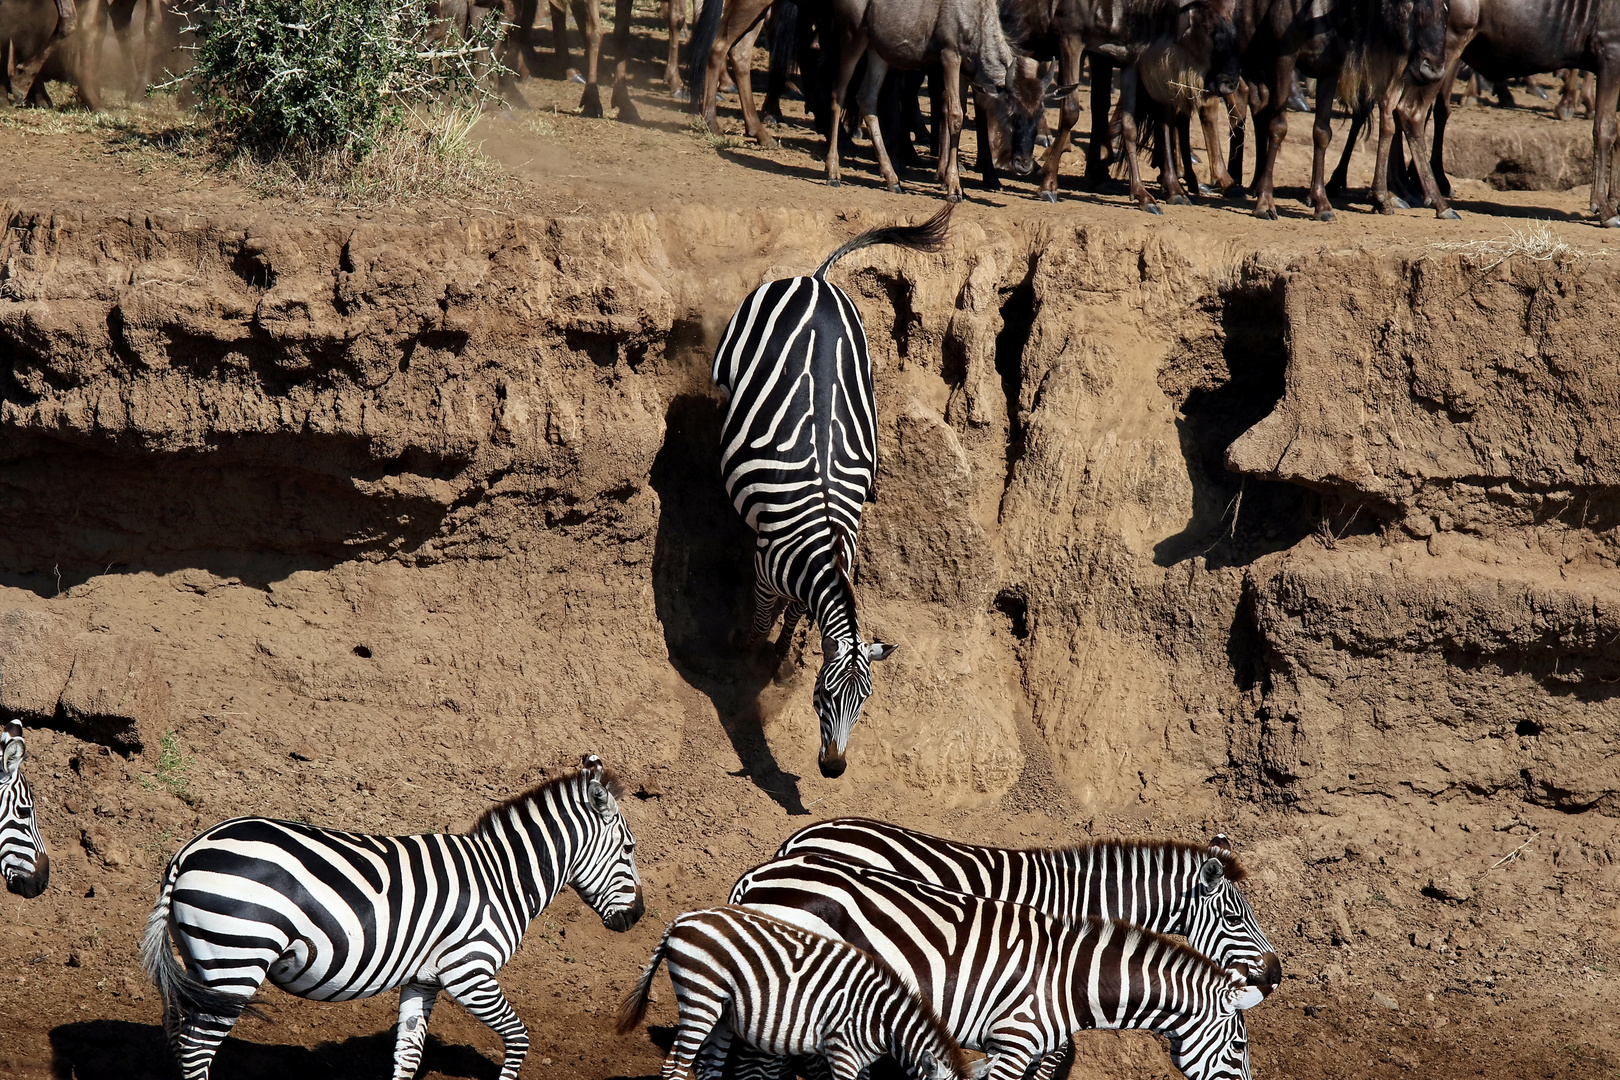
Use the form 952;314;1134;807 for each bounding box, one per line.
618;905;976;1080
730;854;1264;1080
776;817;1281;992
712;204;953;778
142;754;643;1080
0;721;48;898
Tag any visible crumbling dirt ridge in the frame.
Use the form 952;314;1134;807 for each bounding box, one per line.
2;194;1620;1080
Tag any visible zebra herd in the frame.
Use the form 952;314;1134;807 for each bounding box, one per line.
0;212;1284;1079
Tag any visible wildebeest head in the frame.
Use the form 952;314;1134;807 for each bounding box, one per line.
1401;0;1449;85
977;58;1074;177
1171;0;1242;98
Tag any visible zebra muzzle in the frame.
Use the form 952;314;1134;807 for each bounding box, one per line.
4;849;48;898
818;753;847;779
1249;952;1282;995
602;886;645;931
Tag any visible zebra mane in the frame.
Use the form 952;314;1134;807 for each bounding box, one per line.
856;942;972;1075
1093;917;1234;979
466;764;627;836
1057;838;1247;883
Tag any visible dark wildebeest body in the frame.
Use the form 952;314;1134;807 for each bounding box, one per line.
106;0;164;92
1234;0;1447;220
822;0;1050;197
2;0;80;107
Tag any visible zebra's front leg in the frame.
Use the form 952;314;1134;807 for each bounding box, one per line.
1025;1044;1071;1080
444;972;529;1080
392;982;441;1080
742;574;784;649
775;600;808;670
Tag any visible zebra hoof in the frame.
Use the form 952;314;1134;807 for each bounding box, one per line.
1040;190;1059;203
1440;208;1462;221
1316;208;1336;222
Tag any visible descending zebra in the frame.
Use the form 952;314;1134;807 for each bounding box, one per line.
142;754;644;1080
617;905;979;1080
729;854;1265;1080
775;817;1281;992
712;204;954;779
0;721;49;898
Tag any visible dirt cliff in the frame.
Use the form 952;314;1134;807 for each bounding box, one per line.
2;195;1619;1079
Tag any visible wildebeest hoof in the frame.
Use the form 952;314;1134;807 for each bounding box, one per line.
982;178;1003;191
1197;183;1216;196
944;190;962;202
579;84;603;118
672;87;691;102
719;83;738;96
1142;202;1163;215
888;183;904;194
1169;193;1191;206
1223;185;1248;200
568;70;586;85
1440;208;1462;221
1392;196;1411;210
1603;214;1620;228
1253;205;1278;220
1316;208;1336;222
1040;190;1059;203
763;112;781;128
1035;134;1053;147
827;178;841;188
1189;150;1201;164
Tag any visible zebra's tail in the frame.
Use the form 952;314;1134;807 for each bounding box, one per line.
617;922;675;1034
814;203;955;279
141;854;267;1023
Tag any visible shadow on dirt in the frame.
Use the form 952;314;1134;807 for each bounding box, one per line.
650;393;809;815
49;1019;497;1080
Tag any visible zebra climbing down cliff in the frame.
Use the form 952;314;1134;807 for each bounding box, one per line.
618;905;979;1080
775;817;1281;992
141;754;643;1080
729;854;1265;1080
711;203;953;779
0;721;48;898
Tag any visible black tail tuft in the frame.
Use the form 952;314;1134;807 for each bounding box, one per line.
814;203;954;279
686;0;725;113
617;924;674;1034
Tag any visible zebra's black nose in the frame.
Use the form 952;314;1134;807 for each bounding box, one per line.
603;886;645;932
818;754;847;779
6;851;48;898
1253;952;1282;994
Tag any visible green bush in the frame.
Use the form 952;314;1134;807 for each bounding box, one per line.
180;0;506;159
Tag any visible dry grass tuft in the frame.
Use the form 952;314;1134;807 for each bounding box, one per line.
1429;221;1594;269
687;114;744;151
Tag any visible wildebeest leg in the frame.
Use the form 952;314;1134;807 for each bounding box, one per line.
108;0;140;92
1252;57;1294;219
1326;104;1365;197
1368;81;1401;215
761;1;798;122
1225;86;1250;194
1038;35;1083;201
605;0;638;120
730;19;774;145
855;58;907;191
1176;114;1201;197
662;0;685;94
974;89;1004;190
701;0;771;136
1592;58;1620;225
1305;70;1338;221
548;0;575;77
825;28;868;187
576;0;605;116
1196;94;1233;194
1157;112;1189;204
1084;55;1114;189
1117;70;1159;214
936;49;965;200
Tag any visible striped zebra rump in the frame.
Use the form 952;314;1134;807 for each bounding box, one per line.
618;906;975;1080
774;817;1281;993
729;854;1263;1080
143;754;643;1080
0;721;48;898
708;206;952;779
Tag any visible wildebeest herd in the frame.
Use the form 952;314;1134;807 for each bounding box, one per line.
2;0;1618;223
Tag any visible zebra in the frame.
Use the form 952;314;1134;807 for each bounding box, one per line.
773;817;1281;992
729;854;1265;1080
711;203;953;778
0;720;49;898
617;905;979;1080
141;753;644;1080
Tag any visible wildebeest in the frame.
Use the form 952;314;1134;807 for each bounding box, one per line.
106;0;165;92
1235;0;1448;221
821;0;1048;196
1406;0;1620;226
495;0;656;118
2;0;82;107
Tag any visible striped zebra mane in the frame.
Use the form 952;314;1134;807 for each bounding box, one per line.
851;940;972;1074
1089;917;1233;977
466;764;627;836
1054;837;1247;883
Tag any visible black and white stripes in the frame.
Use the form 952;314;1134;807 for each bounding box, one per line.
142;754;643;1080
774;817;1281;992
0;721;48;899
711;206;952;778
729;854;1263;1080
618;905;976;1080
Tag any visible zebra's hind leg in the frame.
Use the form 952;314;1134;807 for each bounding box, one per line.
392;982;441;1080
170;1010;245;1080
444;972;529;1080
1026;1045;1071;1080
696;1019;734;1080
733;1045;794;1080
772;601;809;683
742;575;784;650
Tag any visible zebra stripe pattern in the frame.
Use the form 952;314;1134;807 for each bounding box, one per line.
776;817;1281;991
710;206;952;778
141;754;643;1080
0;721;48;899
618;905;975;1080
730;854;1263;1080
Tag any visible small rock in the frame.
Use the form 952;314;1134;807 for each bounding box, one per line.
67;950;87;968
1372;991;1399;1010
290;746;316;762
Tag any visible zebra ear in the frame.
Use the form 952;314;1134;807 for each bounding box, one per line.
587;779;615;817
2;734;22;777
1208;832;1233;854
1200;857;1226;890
